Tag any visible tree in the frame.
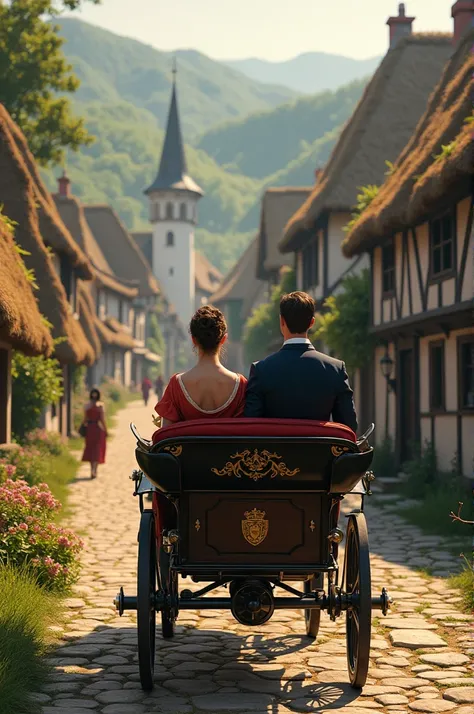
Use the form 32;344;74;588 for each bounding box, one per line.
11;351;64;439
312;270;376;374
243;269;296;364
0;0;99;165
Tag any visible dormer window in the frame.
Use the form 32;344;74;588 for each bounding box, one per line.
430;211;454;277
179;202;187;220
382;239;395;295
166;202;174;219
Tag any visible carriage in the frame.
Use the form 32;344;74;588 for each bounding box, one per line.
114;418;391;692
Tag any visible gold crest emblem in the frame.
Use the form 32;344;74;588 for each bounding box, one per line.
242;508;268;546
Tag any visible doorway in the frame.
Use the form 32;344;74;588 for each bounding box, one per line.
399;347;417;463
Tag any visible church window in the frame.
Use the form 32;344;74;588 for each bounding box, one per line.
154;202;160;221
179;202;187;220
169;267;174;276
166;231;174;247
166;202;174;219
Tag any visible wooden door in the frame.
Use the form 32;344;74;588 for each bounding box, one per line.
399;348;416;463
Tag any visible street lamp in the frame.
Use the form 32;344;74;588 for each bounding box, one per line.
380;349;396;393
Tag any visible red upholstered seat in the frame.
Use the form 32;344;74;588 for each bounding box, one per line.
152;418;356;444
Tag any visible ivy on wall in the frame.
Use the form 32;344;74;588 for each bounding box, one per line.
311;270;376;374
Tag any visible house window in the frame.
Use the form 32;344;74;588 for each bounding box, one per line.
166;202;174;219
459;338;474;410
302;237;318;291
429;341;445;411
166;231;174;247
430;212;454;276
179;202;187;220
382;240;395;294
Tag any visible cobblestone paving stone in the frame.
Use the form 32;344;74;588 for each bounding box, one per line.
40;402;473;714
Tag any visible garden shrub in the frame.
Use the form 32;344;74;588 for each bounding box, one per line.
371;436;398;479
0;479;82;591
24;429;68;457
0;447;49;486
11;352;63;440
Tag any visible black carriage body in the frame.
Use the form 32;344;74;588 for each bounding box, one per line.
135;435;373;579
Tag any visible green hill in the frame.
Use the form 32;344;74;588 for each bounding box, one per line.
197;79;367;179
57;18;298;139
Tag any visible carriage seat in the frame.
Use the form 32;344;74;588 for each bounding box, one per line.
152;418;356;445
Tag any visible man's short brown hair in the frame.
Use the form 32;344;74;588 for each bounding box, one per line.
280;291;315;334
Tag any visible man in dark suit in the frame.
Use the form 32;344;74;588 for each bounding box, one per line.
244;291;358;432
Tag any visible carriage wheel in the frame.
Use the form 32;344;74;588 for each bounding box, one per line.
304;574;322;639
159;549;177;639
137;510;157;691
344;513;371;688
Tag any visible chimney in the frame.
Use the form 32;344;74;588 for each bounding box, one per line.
314;168;323;183
57;170;70;198
451;1;474;45
387;3;415;48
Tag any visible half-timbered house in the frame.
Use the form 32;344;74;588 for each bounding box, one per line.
0;106;96;436
212;237;267;373
256;188;311;296
278;7;452;429
53;180;141;388
342;22;473;475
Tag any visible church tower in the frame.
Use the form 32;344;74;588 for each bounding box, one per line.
145;67;203;326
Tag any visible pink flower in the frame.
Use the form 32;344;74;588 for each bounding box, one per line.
18;523;28;531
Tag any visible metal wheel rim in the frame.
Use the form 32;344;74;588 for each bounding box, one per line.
137;511;156;690
344;514;371;688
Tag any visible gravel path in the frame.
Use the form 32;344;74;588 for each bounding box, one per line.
39;402;473;714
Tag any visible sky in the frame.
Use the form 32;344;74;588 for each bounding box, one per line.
67;0;453;61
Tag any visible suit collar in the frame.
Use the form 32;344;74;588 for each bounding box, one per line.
280;343;315;352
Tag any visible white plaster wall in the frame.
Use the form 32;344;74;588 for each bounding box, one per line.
327;212;358;288
123;350;132;387
151;199;197;327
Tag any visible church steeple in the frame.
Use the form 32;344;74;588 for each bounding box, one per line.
145;62;203;196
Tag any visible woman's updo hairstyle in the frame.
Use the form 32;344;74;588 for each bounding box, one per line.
190;306;227;354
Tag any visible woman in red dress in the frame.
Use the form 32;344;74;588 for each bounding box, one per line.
155;306;247;426
81;388;107;479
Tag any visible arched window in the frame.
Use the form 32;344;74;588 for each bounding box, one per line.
179;202;187;220
169;267;174;276
166;231;174;247
166;202;174;219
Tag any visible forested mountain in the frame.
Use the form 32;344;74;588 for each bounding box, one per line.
40;19;375;273
224;52;380;94
57;18;298;139
196;79;366;179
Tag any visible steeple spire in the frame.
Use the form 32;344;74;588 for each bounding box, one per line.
145;61;203;196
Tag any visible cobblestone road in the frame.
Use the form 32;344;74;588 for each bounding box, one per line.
39;402;473;714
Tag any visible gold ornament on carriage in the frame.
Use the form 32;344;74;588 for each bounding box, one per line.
212;449;300;482
241;508;268;546
331;445;350;457
162;444;183;457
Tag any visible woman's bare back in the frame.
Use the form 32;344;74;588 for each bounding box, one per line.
179;364;239;412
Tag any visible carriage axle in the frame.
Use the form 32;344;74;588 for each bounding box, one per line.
114;586;391;618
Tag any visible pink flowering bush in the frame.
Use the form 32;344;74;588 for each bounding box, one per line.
24;428;68;457
0;446;50;486
0;479;82;591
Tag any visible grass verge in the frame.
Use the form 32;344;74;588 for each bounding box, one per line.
448;558;474;613
44;451;80;513
0;565;62;714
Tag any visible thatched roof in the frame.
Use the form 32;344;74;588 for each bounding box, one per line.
212;237;267;323
4;116;92;280
77;281;102;360
343;29;474;257
195;251;222;295
0;105;95;365
54;195;138;298
0;216;53;356
280;33;453;253
257;188;312;277
83;205;160;298
103;316;137;349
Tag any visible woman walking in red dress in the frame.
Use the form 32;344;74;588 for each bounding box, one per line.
81;388;107;479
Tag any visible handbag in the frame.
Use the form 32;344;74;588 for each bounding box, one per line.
78;422;87;438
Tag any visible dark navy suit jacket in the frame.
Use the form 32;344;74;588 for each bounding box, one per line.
244;342;358;433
